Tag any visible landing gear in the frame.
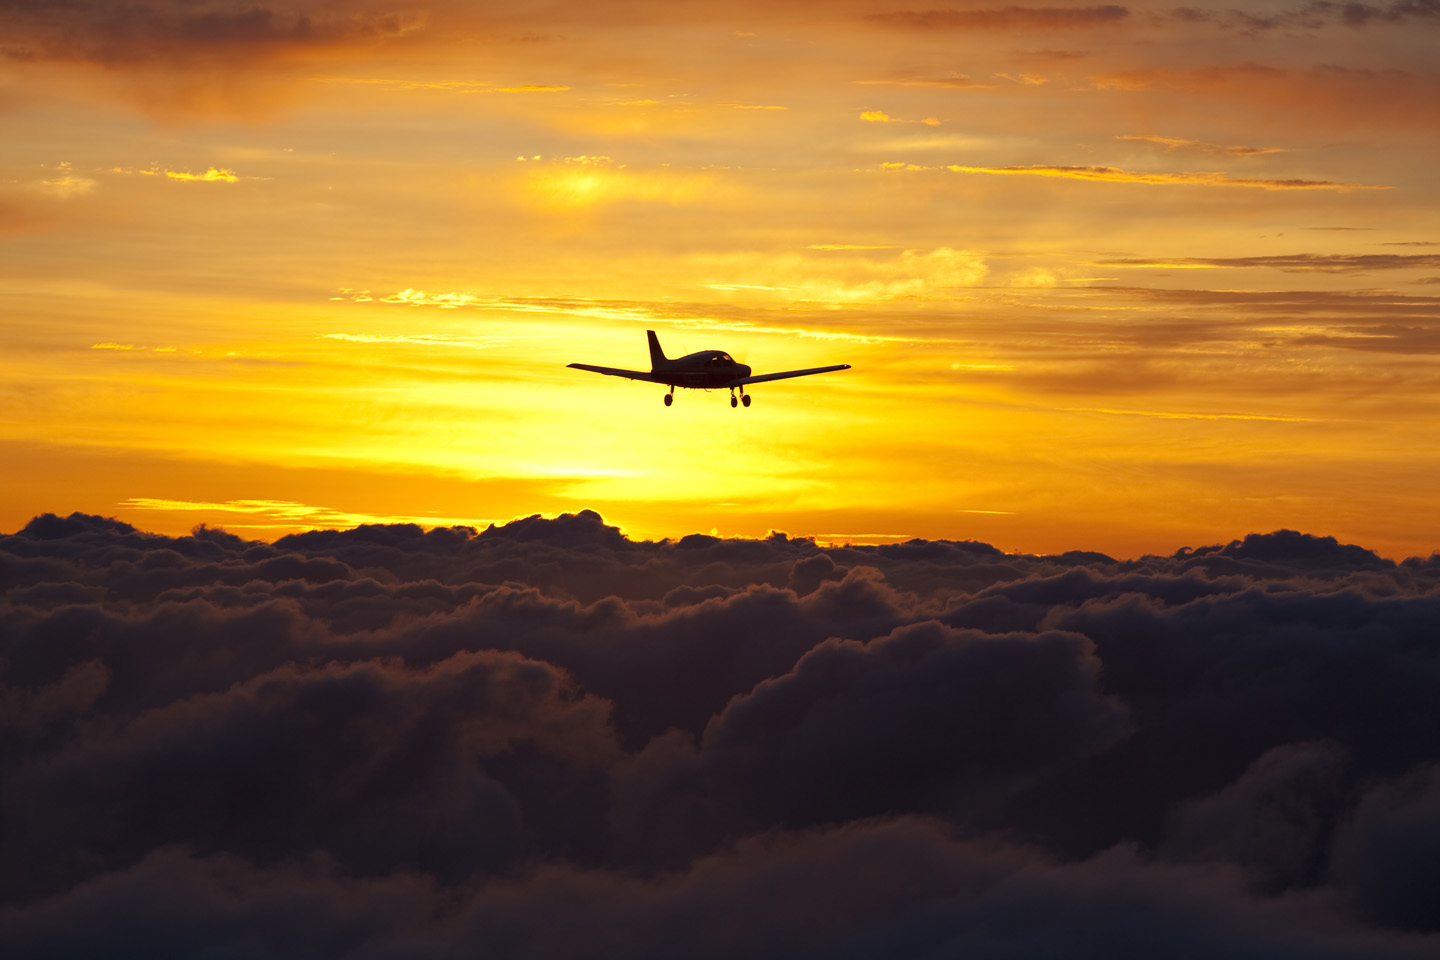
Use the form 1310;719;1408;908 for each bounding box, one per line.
742;394;751;408
731;395;738;408
663;388;673;407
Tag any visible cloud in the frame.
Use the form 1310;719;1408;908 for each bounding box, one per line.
320;332;510;349
28;162;96;199
1332;763;1440;931
6;512;1440;953
165;167;239;182
1087;64;1440;131
855;75;1000;89
1004;283;1440;357
117;496;499;531
1165;1;1440;32
871;5;1131;31
331;78;571;93
2;0;423;68
1101;253;1440;273
1117;135;1283;156
111;166;263;182
0;0;427;117
943;164;1387;190
861;110;941;124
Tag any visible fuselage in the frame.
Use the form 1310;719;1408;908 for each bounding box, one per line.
652;350;752;389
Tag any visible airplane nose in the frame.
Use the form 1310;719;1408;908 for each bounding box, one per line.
739;364;751;377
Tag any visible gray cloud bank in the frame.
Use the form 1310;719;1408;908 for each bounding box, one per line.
4;511;1440;957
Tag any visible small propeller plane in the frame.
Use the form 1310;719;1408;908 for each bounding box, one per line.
568;330;851;407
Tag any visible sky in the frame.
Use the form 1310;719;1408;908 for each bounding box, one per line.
5;1;1440;557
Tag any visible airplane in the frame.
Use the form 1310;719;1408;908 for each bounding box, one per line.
568;330;851;408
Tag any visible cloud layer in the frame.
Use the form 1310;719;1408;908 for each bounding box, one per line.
4;511;1440;955
1;0;421;66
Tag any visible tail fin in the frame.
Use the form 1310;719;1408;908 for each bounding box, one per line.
647;330;669;370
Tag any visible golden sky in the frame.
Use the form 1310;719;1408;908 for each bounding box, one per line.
4;0;1440;557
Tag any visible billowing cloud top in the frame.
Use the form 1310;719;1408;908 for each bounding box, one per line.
4;511;1440;956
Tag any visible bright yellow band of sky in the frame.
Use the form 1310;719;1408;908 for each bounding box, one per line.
4;1;1440;558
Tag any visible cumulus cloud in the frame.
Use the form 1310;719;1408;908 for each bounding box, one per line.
4;511;1440;954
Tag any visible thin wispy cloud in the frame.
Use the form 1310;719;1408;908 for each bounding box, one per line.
334;78;571;93
942;164;1387;190
118;497;498;531
31;162;95;198
1117;134;1283;155
871;5;1131;31
861;111;940;125
1102;253;1440;272
112;166;258;183
1165;1;1440;32
320;334;510;349
855;76;999;89
331;290;938;343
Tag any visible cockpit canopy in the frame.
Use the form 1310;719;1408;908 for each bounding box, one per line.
702;352;736;367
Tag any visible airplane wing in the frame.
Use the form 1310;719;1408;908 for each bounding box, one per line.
727;364;851;386
567;363;662;383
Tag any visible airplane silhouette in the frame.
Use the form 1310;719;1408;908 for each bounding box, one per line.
568;330;851;407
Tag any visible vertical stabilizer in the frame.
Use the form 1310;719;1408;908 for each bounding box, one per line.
647;330;669;370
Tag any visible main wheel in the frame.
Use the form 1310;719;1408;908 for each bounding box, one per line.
730;396;738;408
741;394;751;407
664;393;673;406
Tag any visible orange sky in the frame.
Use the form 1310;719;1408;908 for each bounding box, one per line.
4;1;1440;557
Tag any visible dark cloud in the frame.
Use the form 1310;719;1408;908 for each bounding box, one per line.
1165;1;1440;32
1110;285;1440;315
1103;253;1440;274
1073;284;1440;356
0;0;420;67
1332;763;1440;931
1162;740;1351;892
4;512;1440;955
1290;324;1440;354
1087;64;1440;131
871;5;1131;30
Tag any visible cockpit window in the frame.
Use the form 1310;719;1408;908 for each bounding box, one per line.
720;354;733;364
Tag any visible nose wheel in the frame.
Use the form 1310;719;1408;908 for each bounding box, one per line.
730;387;750;409
742;394;751;407
663;388;673;406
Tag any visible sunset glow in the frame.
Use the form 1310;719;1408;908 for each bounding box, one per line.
5;1;1440;558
